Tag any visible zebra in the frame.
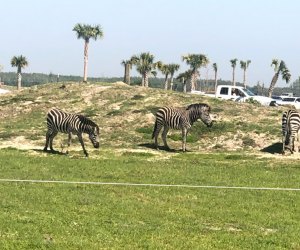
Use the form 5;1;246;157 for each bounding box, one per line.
43;108;100;157
282;109;300;154
152;103;213;152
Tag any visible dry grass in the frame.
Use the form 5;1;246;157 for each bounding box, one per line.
0;82;287;156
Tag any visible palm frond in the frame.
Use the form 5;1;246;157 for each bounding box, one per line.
230;58;238;68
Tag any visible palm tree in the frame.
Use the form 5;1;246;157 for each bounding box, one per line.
168;64;180;91
121;59;133;85
157;62;170;90
268;59;291;97
131;52;157;87
212;63;218;92
11;55;28;90
176;70;193;93
230;58;238;86
182;54;209;91
240;60;251;88
73;23;103;83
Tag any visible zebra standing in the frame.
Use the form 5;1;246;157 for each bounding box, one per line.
44;108;100;157
282;109;300;154
152;103;213;152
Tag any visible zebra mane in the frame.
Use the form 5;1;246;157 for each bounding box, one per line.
77;114;99;129
186;103;211;112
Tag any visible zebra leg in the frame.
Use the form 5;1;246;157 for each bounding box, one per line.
182;128;188;152
296;130;300;153
162;126;170;150
77;133;88;157
66;132;72;154
288;137;294;154
153;124;162;149
282;134;287;155
43;131;51;151
49;131;58;152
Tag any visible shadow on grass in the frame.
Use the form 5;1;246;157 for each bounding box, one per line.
138;143;185;153
260;142;282;154
33;149;67;156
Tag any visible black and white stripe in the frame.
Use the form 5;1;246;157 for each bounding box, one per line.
152;103;213;152
282;109;300;154
44;108;100;157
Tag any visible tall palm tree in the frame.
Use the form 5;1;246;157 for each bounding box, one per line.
157;62;170;90
212;63;218;92
131;52;157;87
240;60;251;88
176;70;193;93
11;55;28;90
168;64;180;91
73;23;103;83
182;54;209;91
230;58;238;86
268;59;291;97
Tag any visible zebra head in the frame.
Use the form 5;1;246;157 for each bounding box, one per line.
88;125;100;148
187;103;213;127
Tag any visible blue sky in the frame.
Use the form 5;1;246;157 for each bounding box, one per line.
0;0;299;86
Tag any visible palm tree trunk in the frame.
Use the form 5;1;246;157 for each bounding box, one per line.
232;68;236;86
17;72;22;90
268;72;279;97
183;79;187;93
164;75;168;90
83;40;89;83
127;66;131;85
170;74;174;91
123;63;131;84
145;72;149;87
123;64;127;83
214;71;218;93
191;72;196;91
243;69;246;88
197;71;200;91
141;76;145;87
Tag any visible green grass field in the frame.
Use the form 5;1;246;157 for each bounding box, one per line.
1;148;300;249
1;82;300;249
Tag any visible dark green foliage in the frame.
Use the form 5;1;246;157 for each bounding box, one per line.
136;126;153;135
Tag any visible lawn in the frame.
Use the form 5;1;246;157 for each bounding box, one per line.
1;148;300;249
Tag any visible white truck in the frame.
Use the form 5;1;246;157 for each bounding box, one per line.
191;85;274;106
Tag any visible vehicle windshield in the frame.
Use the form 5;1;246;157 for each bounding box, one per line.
282;97;296;102
242;88;255;96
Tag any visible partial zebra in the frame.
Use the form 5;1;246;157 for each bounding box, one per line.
152;103;213;152
282;109;300;154
44;108;100;157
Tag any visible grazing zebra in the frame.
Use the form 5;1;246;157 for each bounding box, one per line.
152;103;213;152
282;109;300;154
44;108;100;157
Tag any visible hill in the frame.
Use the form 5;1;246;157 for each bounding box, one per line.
0;82;285;156
2;82;300;249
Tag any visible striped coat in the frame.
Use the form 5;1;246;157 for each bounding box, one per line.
152;103;213;152
282;109;300;154
44;108;100;157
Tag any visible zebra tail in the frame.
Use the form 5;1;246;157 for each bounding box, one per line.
152;120;158;139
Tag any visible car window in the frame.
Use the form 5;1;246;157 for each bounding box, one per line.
282;98;295;102
220;87;229;95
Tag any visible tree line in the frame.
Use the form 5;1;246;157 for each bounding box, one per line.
0;23;294;97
